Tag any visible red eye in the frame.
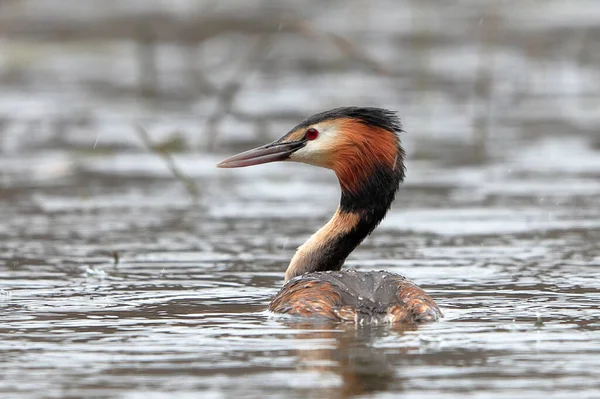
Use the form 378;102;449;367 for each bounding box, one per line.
305;128;319;140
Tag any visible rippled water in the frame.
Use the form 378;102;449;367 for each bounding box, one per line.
1;1;600;398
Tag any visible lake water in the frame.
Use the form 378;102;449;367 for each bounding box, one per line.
1;1;599;398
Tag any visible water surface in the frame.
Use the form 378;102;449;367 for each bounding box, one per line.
1;1;600;398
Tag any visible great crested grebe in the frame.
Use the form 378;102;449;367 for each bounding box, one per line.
217;107;442;324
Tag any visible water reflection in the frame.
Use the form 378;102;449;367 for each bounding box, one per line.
280;321;414;398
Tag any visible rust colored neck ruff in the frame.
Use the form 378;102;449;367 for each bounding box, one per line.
285;113;405;282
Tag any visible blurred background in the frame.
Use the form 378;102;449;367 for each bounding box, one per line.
1;1;600;399
1;0;598;160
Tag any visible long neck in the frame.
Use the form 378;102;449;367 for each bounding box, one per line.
284;162;403;282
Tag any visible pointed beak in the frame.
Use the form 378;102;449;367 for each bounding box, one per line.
216;139;306;168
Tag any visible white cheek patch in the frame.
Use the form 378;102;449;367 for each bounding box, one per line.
289;124;340;167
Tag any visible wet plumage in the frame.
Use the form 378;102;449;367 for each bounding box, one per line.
269;270;441;324
218;106;442;324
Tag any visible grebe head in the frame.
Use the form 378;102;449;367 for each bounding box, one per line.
218;107;405;280
217;107;404;200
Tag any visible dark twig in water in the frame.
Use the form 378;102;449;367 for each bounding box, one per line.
135;126;201;200
136;27;159;98
204;34;274;151
534;312;544;327
471;6;499;161
111;250;120;265
290;20;392;76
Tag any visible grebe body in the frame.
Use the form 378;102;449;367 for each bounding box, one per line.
270;270;440;324
218;107;442;324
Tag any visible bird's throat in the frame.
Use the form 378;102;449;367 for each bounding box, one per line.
284;163;402;282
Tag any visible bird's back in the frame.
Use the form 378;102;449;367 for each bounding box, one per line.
268;269;442;324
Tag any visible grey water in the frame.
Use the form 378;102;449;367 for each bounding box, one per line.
1;1;600;398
